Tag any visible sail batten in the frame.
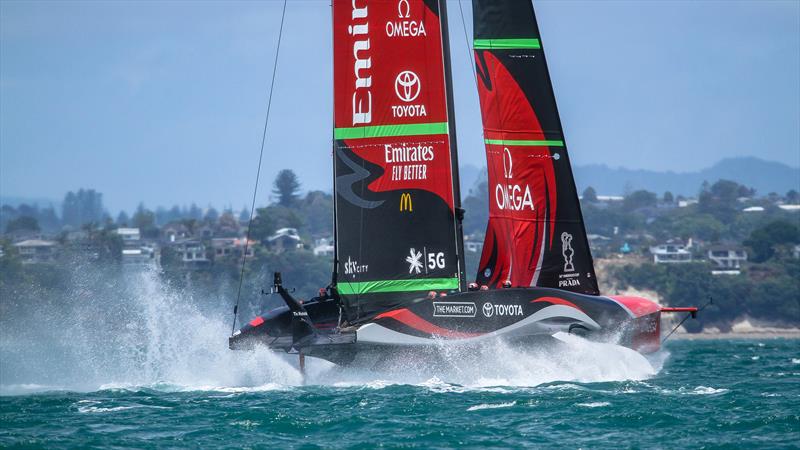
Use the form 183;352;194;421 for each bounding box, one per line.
334;122;449;139
472;0;599;295
473;38;541;49
484;139;564;147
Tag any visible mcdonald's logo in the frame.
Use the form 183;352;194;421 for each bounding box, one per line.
400;192;413;212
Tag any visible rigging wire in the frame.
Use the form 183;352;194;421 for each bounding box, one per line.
662;297;714;344
456;0;479;90
231;0;288;336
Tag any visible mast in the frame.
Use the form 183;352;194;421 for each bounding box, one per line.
330;2;339;290
438;0;466;292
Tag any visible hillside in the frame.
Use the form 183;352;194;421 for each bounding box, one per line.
572;157;799;197
460;157;798;197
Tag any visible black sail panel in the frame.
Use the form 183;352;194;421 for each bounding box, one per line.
472;0;599;295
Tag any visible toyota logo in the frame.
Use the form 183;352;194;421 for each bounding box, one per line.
395;70;421;102
482;302;494;318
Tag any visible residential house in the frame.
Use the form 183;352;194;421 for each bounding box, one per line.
115;227;157;267
313;238;334;257
13;239;58;264
649;242;692;264
121;245;157;266
211;237;255;259
162;223;190;243
267;228;303;252
170;239;210;265
464;233;484;253
116;227;141;243
196;225;214;240
465;241;483;253
707;246;747;269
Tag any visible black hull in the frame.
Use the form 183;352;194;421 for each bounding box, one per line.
229;287;662;366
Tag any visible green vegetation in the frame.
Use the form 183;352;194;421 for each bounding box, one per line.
612;257;799;332
2;174;798;330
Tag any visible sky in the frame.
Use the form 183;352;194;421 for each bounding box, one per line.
1;0;799;214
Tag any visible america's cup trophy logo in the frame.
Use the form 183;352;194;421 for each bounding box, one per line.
561;232;575;272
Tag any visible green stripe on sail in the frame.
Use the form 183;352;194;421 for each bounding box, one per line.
473;38;541;50
484;139;564;147
337;277;460;295
334;122;448;140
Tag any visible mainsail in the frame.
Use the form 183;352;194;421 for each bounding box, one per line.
332;0;462;320
472;0;599;295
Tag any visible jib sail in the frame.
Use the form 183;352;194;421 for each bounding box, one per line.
472;0;598;295
333;0;461;321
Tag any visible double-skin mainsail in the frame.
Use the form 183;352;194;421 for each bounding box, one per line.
471;0;599;295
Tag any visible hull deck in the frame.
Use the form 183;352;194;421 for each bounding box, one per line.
229;287;663;366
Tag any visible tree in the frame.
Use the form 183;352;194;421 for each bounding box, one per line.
273;169;301;207
622;190;657;212
37;207;61;232
250;207;276;242
204;207;219;224
699;179;748;223
744;220;800;262
168;205;182;223
239;207;250;222
132;203;158;237
188;203;203;220
297;191;333;237
663;191;674;204
216;212;240;237
787;189;800;204
462;180;488;236
5;216;40;234
116;211;130;226
155;207;169;226
582;186;598;203
62;189;104;228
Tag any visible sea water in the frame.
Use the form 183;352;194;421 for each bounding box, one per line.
1;271;798;448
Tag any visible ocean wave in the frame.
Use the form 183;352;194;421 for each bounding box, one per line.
467;401;517;411
1;270;662;395
74;400;171;414
576;402;610;408
689;386;729;395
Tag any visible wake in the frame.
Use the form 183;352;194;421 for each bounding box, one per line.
0;270;664;395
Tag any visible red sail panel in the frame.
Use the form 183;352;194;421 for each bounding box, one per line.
332;0;461;319
472;0;599;295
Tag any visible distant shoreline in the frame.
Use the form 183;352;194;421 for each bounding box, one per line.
671;331;800;340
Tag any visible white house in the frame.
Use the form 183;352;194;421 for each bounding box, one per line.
267;228;303;252
649;242;692;264
313;238;335;257
707;247;747;269
13;239;58;264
